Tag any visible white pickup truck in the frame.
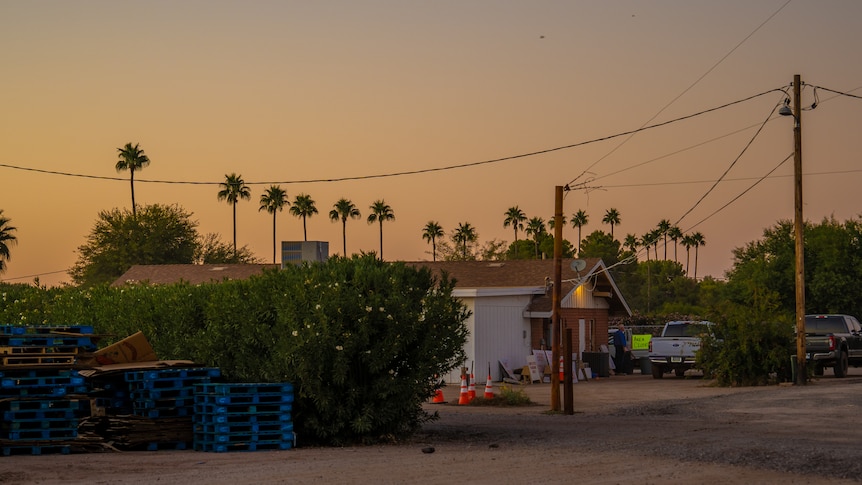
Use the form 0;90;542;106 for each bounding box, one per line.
648;320;713;379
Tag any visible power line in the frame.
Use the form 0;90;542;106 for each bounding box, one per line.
566;0;793;188
0;88;783;187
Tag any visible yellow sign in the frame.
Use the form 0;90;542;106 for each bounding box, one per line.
631;334;651;351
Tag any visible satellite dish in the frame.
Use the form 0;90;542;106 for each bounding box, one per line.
570;259;586;272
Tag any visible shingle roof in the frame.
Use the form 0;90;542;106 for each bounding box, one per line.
112;264;279;286
407;258;601;289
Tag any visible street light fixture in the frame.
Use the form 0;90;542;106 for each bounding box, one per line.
780;74;806;385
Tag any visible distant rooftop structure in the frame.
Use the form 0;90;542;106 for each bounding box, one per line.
112;264;278;286
281;241;328;267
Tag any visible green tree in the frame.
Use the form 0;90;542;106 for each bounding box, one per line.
422;221;444;262
367;200;395;260
503;206;527;244
217;173;251;256
571;209;589;254
115;142;151;217
452;222;478;260
579;230;621;267
259;185;289;264
194;233;260;264
0;210;17;274
329;198;361;256
525;217;546;259
602;208;621;239
290;193;318;242
70;204;199;286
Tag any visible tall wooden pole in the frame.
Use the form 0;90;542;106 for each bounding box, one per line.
792;74;807;385
550;186;563;411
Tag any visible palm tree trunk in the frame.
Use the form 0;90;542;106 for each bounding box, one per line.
694;248;699;280
272;213;277;264
130;169;136;217
432;238;437;262
302;216;308;241
378;221;384;260
342;220;347;256
232;202;237;257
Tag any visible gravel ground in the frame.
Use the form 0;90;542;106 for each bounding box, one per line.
3;367;862;484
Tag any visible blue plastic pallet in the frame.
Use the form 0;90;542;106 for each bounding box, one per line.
131;387;196;400
2;374;85;389
193;402;293;416
0;369;79;379
0;399;88;412
1;385;88;398
132;407;193;419
1;444;72;456
2;427;77;441
194;412;291;425
125;367;220;382
3;408;79;421
1;336;94;348
194;431;293;444
132;397;196;410
195;392;293;406
128;378;214;391
195;421;293;435
3;417;80;431
194;383;293;395
140;441;190;451
0;326;27;336
193;440;292;453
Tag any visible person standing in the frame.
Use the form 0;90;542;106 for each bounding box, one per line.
613;323;629;375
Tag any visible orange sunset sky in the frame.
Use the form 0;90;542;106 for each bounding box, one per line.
2;1;861;287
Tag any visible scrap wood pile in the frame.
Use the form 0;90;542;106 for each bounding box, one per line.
1;326;295;456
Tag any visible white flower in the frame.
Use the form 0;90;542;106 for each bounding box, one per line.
379;307;385;312
336;345;343;351
292;331;298;337
366;306;373;312
315;304;321;310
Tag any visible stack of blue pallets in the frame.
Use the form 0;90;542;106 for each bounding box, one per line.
0;325;95;456
125;367;221;419
0;369;91;456
193;382;294;452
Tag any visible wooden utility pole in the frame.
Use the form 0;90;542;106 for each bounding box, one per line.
792;74;806;385
550;186;563;411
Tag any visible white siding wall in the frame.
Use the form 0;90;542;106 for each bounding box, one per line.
446;294;533;383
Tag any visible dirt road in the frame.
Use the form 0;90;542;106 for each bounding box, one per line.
3;368;862;484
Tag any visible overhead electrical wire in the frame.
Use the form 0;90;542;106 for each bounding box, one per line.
0;88;784;187
565;0;793;188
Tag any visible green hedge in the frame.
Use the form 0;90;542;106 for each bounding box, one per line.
0;255;470;444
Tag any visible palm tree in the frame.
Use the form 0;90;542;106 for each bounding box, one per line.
503;206;527;244
0;210;17;274
657;219;671;260
329;198;361;256
258;185;289;264
525;216;546;259
602;208;621;239
690;232;706;279
453;222;478;259
367;200;395;260
115;142;150;217
422;221;444;262
649;229;661;261
623;233;639;256
290;194;318;241
217;173;251;256
668;225;683;262
640;232;654;264
571;209;588;254
682;234;695;276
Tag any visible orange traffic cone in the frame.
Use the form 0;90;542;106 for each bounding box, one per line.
467;373;476;401
483;373;494;400
431;388;446;404
458;376;471;405
559;356;565;382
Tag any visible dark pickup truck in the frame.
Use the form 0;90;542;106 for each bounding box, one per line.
805;314;862;377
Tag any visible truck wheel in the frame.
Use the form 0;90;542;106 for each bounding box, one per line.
651;364;664;379
834;351;849;378
674;368;686;377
